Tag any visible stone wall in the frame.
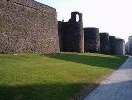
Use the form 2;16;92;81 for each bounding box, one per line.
0;0;126;55
84;27;100;53
0;0;60;54
58;12;84;53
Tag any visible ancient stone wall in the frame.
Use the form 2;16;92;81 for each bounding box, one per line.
116;39;125;55
58;12;84;53
0;0;59;54
84;27;100;53
109;36;116;55
100;33;110;54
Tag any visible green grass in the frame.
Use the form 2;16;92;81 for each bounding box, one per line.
0;52;128;100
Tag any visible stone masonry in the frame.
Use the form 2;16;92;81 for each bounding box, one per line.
0;0;126;55
0;0;60;54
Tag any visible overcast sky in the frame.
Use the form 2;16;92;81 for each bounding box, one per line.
35;0;132;42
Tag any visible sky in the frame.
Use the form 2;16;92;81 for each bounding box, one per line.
35;0;132;42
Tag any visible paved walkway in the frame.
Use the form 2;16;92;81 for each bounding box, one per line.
83;56;132;100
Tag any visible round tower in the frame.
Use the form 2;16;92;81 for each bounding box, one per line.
116;39;125;55
84;27;100;53
109;36;116;55
100;33;110;54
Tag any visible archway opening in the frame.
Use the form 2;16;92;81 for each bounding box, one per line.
76;14;79;22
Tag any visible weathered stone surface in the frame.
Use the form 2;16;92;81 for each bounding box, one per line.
0;0;59;54
58;12;84;53
84;27;100;53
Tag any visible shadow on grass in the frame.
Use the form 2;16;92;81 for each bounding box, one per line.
0;82;98;100
1;80;132;100
47;53;127;69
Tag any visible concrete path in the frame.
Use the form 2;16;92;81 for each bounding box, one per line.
83;56;132;100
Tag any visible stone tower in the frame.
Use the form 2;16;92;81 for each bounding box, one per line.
109;36;116;55
116;39;125;55
58;11;84;53
84;27;100;53
100;33;110;54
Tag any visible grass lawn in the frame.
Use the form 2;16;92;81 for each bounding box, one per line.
0;52;128;100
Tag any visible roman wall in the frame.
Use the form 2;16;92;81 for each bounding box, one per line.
0;0;59;54
0;0;126;55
